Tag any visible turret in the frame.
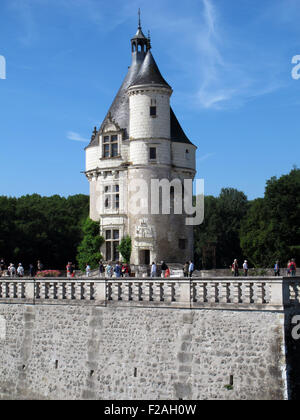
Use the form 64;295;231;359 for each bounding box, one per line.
131;9;150;65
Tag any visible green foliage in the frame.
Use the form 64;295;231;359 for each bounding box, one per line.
194;189;249;268
118;236;132;263
240;168;300;267
0;194;89;270
77;218;104;271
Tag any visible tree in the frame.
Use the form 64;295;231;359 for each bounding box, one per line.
241;168;300;267
77;217;104;271
118;236;132;263
194;189;249;268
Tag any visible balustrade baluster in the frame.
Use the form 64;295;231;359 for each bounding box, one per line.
143;282;151;302
114;282;121;301
107;282;113;301
165;283;174;303
191;282;197;302
154;283;163;302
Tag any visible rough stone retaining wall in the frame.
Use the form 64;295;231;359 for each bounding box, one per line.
0;304;286;400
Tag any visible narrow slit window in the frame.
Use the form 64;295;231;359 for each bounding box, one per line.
150;106;157;117
150;147;157;160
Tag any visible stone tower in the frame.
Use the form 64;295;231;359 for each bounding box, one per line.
85;16;196;266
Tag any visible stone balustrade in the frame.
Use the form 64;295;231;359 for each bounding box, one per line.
0;277;299;310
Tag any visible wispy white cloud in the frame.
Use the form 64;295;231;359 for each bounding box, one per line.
67;131;89;142
149;0;287;111
198;153;214;162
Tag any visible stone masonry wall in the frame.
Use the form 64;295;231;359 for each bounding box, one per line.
0;304;286;400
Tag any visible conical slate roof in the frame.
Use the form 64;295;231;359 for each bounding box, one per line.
86;60;142;148
86;34;193;148
129;51;171;89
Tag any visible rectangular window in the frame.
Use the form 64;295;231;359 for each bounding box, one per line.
106;242;112;261
102;134;119;158
105;229;120;262
104;144;110;158
113;242;120;261
111;143;118;157
104;184;120;211
150;106;157;117
149;147;157;160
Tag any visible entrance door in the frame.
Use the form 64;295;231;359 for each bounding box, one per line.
140;250;150;265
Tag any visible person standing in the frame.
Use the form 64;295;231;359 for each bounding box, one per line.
188;261;194;278
9;264;16;277
151;262;157;278
114;262;122;278
161;261;168;278
243;260;248;277
232;259;239;277
287;260;291;277
0;258;5;276
183;262;189;278
66;262;72;278
29;264;35;278
274;261;280;277
289;259;297;278
99;261;105;278
122;263;130;278
17;263;24;278
106;262;113;278
37;260;43;272
85;264;91;278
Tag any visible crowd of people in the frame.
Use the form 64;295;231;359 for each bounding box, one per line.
83;260;195;279
231;259;297;277
1;257;297;279
0;259;43;278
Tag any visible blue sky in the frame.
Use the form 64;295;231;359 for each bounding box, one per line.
0;0;299;200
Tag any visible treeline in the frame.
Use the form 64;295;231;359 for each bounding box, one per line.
0;169;298;271
0;194;89;270
194;168;300;269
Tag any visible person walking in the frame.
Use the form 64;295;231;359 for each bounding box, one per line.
151;262;157;278
161;261;168;278
183;262;189;278
243;260;248;277
188;261;194;278
274;261;280;277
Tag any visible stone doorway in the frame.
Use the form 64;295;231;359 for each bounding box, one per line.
139;250;150;265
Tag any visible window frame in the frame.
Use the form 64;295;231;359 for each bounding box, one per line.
102;134;120;159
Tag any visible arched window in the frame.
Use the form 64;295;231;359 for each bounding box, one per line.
132;42;137;53
138;43;142;52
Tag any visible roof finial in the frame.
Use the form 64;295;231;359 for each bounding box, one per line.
147;30;152;50
138;8;141;29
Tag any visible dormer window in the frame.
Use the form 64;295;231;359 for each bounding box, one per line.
103;134;119;158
